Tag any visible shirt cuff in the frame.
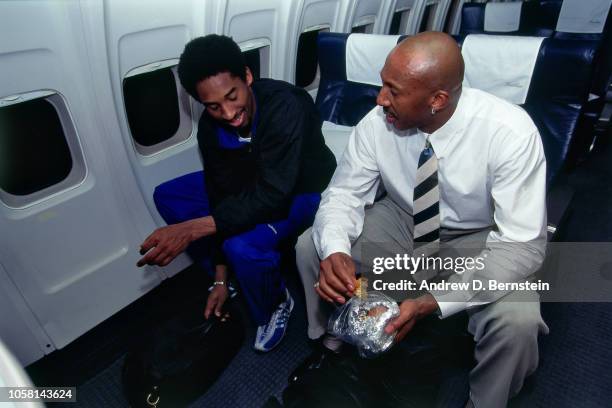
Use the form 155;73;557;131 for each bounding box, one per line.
436;301;467;319
319;240;351;260
432;292;491;319
431;291;468;319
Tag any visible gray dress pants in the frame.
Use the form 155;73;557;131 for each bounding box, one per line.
295;197;549;407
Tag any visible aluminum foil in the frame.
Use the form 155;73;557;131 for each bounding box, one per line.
328;292;400;358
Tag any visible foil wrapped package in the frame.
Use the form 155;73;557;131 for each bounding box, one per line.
328;290;400;358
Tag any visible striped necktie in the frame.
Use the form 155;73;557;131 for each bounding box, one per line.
413;138;440;255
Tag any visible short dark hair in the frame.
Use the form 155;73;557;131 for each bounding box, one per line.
177;34;247;102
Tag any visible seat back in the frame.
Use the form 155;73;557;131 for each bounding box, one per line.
554;0;611;40
315;32;401;126
532;0;563;37
460;1;541;36
524;38;599;182
553;0;612;106
461;34;545;105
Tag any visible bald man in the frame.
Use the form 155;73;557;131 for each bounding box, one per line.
293;32;549;407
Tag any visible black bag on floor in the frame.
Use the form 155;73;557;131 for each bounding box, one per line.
281;346;445;408
122;300;244;408
281;313;476;408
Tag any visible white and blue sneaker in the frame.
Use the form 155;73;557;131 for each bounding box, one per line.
254;289;294;352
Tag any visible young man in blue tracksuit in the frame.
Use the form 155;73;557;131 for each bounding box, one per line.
137;35;336;351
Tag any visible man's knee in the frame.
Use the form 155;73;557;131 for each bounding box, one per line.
222;236;250;263
223;235;278;266
507;310;542;339
478;303;546;347
295;228;318;263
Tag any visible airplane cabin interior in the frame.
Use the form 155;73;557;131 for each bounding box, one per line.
1;0;611;407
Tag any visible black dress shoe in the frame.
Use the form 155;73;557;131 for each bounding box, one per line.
284;346;375;408
288;344;341;383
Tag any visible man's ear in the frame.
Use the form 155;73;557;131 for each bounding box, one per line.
245;66;254;86
431;90;450;111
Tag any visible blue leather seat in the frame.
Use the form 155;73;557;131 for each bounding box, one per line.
532;0;563;37
459;3;485;35
315;33;389;127
315;32;599;186
459;0;607;39
523;38;599;183
457;0;611;165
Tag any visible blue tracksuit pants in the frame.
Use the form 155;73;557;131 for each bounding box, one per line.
153;171;320;326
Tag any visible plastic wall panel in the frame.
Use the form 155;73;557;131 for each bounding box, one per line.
0;263;49;366
205;0;289;80
284;0;343;83
0;0;165;360
446;0;468;35
338;0;389;34
98;0;206;281
384;0;423;35
413;0;452;32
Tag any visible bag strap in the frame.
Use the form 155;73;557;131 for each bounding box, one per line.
146;385;160;407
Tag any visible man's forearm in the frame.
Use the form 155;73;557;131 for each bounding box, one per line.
417;293;440;317
214;264;228;282
188;215;217;240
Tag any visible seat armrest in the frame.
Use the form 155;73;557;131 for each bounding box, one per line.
546;183;574;241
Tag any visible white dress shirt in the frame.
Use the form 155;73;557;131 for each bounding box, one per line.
313;87;548;317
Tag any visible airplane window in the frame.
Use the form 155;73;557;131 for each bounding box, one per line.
0;98;72;196
352;23;373;33
389;9;413;34
123;67;180;147
243;48;261;80
242;45;271;80
296;28;328;88
419;4;437;32
389;11;402;35
444;0;461;33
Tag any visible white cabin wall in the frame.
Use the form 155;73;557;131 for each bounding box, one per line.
82;0;208;279
446;0;469;35
0;0;167;364
429;0;453;32
283;0;340;83
337;0;389;33
284;0;343;100
382;0;422;35
0;263;50;365
208;0;291;80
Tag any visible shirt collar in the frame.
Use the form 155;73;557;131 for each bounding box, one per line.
420;89;467;159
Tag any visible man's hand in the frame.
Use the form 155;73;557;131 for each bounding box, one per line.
384;293;439;342
137;216;216;267
316;252;356;304
205;285;229;319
